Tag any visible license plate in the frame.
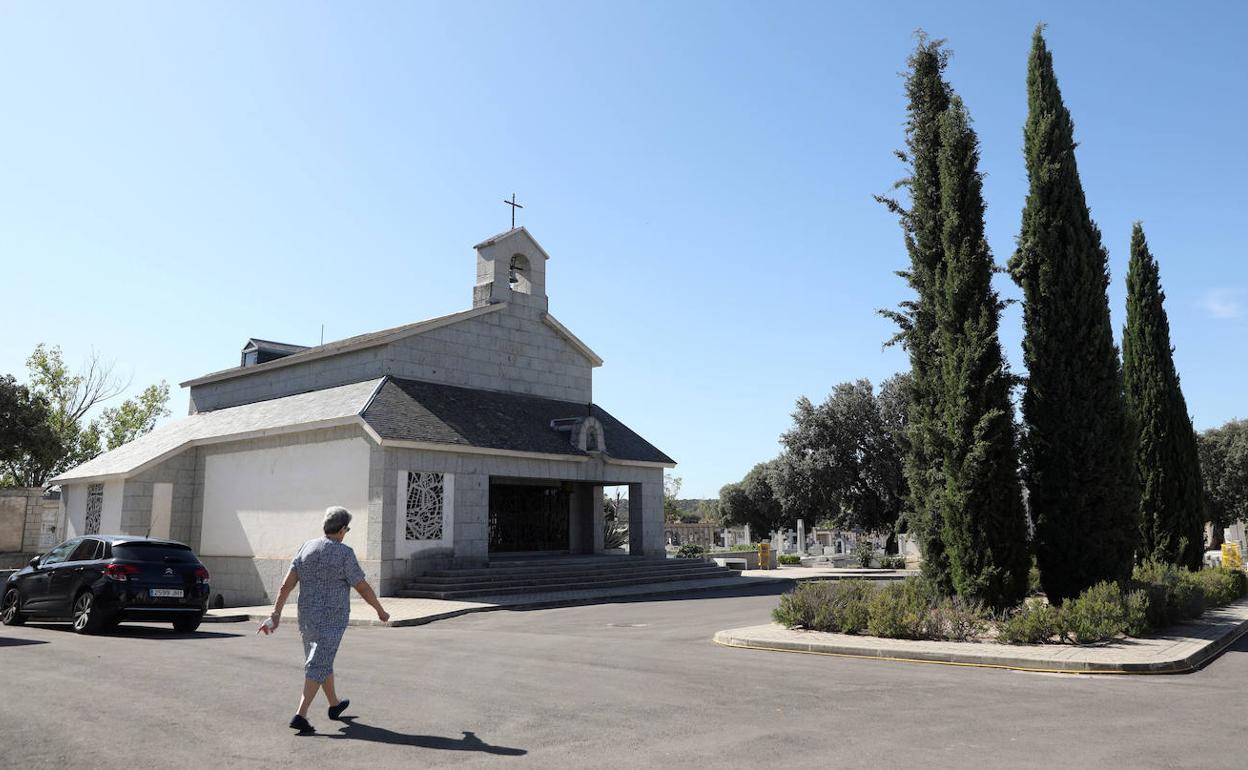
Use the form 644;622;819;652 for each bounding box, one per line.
150;588;184;598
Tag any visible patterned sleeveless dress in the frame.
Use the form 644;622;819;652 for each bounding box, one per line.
291;537;366;683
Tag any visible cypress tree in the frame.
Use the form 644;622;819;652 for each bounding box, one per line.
1123;223;1205;568
878;36;953;594
1008;27;1139;602
935;99;1031;608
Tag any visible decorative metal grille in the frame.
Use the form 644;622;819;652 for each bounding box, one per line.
85;484;103;535
405;472;444;541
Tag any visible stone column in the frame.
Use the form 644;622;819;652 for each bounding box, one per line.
452;473;490;567
568;483;604;554
797;519;806;555
627;479;665;558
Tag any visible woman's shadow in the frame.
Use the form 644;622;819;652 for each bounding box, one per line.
315;716;526;756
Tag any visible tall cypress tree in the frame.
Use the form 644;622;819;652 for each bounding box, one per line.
1123;223;1205;568
1009;27;1139;602
878;36;953;594
935;98;1031;608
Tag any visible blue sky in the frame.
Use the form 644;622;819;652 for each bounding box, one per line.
1;2;1245;498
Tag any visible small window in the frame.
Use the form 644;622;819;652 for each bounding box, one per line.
70;539;100;562
113;543;197;563
42;540;79;566
242;350;259;367
85;484;103;535
405;472;445;541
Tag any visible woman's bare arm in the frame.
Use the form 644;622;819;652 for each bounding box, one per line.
266;568;299;630
353;580;390;623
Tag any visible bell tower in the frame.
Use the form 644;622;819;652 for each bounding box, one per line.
472;227;549;311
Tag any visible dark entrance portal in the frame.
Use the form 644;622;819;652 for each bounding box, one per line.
489;483;570;553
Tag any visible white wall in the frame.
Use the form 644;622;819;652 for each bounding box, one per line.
62;481;123;539
200;437;371;559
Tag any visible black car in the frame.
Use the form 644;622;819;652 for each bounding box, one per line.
1;535;210;634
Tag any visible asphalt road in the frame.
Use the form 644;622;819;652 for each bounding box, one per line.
2;583;1245;769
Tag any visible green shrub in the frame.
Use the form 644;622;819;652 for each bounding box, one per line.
730;543;760;552
772;580;873;633
1132;561;1203;626
1061;581;1128;644
926;597;990;641
1027;563;1043;596
675;543;705;559
1122;589;1150;637
997;599;1062;644
778;554;802;565
1192;568;1247;607
854;539;876;568
867;577;938;639
879;555;907;570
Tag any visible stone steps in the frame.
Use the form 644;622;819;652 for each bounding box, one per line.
422;555;662;578
418;560;708;584
400;557;735;600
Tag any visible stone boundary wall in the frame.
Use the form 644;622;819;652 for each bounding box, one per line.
0;487;60;554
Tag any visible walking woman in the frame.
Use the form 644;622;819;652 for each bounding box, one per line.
262;506;390;733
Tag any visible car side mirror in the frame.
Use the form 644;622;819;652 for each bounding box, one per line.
29;556;41;567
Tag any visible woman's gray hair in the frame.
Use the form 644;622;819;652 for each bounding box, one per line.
323;506;352;534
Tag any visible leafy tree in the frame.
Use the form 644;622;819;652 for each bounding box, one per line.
1198;420;1248;547
1008;27;1139;601
0;375;63;486
3;344;170;486
877;35;955;593
933;98;1030;608
1123;224;1205;568
719;461;788;536
663;474;683;523
775;380;906;538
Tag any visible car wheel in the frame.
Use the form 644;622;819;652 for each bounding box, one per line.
1;588;25;626
71;591;105;634
172;613;203;634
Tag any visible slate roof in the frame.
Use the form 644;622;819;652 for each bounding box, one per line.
51;376;673;484
49;379;384;484
363;377;674;464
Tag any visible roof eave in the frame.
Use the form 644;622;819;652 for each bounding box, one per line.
542;314;604;367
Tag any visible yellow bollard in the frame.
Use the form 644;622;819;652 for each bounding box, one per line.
758;542;770;571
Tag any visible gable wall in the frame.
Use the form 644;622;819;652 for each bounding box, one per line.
188;303;592;413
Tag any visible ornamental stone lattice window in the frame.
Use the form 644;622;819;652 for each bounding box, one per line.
405;472;445;541
85;484;103;535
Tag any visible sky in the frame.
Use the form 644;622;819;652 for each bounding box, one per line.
1;2;1245;498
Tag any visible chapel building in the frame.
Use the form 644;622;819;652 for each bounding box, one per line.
51;228;674;604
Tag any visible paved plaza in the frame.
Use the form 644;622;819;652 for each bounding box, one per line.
3;584;1247;769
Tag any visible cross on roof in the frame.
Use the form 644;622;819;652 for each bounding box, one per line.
503;193;523;229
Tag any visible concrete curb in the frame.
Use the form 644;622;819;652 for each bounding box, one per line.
713;608;1248;675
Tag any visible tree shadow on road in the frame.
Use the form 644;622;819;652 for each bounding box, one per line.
314;716;526;755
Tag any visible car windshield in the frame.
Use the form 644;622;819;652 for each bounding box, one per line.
112;544;197;563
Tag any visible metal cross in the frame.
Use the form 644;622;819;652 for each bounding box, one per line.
503;193;523;228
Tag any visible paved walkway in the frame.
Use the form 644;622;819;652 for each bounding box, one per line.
205;564;914;627
714;598;1248;674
